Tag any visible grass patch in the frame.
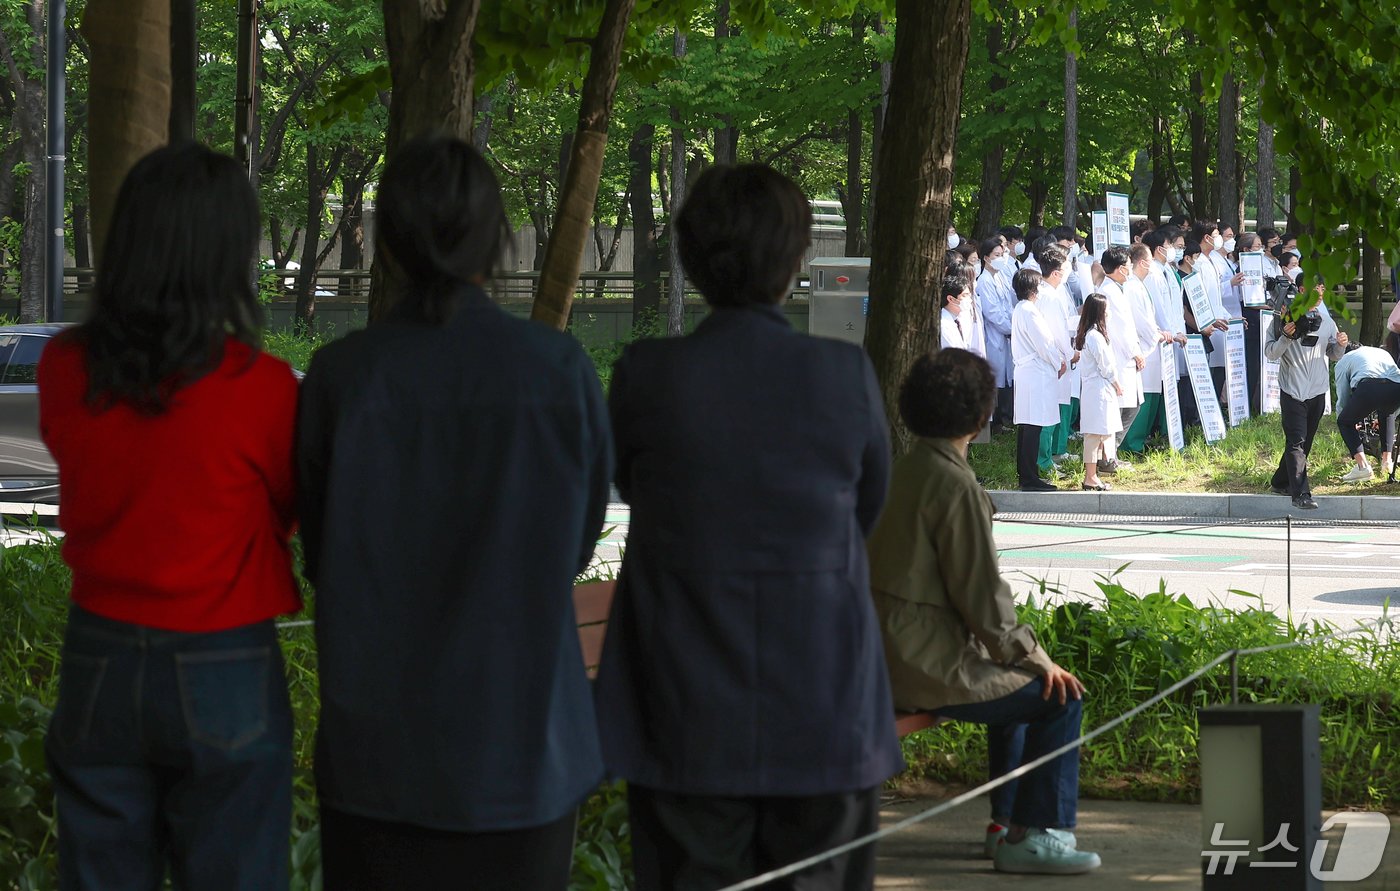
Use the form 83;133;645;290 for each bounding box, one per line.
968;413;1394;495
898;574;1400;813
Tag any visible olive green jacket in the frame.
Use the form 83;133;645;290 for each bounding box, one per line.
867;437;1055;711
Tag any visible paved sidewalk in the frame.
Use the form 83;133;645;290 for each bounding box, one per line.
875;794;1400;889
990;489;1400;521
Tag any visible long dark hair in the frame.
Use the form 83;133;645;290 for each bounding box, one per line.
81;142;262;415
1074;293;1110;351
376;134;509;324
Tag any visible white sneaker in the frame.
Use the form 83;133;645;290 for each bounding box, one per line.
1341;464;1373;482
985;824;1076;859
994;828;1101;874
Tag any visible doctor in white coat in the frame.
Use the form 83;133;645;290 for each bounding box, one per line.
978;236;1017;429
1011;266;1068;491
1120;243;1174;453
939;274;972;351
1097;246;1145;468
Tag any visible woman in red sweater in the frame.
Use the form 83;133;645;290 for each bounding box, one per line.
38;143;301;890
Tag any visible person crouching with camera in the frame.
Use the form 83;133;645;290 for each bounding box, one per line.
1265;291;1347;510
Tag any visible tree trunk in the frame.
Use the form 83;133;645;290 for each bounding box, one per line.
372;0;481;321
0;2;48;322
867;13;889;250
665;30;687;337
1188;69;1210;220
628;123;661;328
713;0;738;166
528;0;637;331
1217;71;1242;230
472;90;493;152
1287;164;1301;234
293;143;335;335
1146;115;1168;222
83;0;170;267
338;149;377;297
1027;147;1048;228
1256;113;1275;230
866;0;972;455
1061;6;1078;228
19;142;44;322
72;202;91;278
971;18;1007;240
1361;232;1382;347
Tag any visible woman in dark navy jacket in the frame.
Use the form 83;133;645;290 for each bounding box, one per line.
594;165;902;890
296;136;612;890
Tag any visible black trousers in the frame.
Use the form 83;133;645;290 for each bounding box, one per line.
1243;307;1263;415
1177;375;1200;427
1337;378;1400;456
995;387;1015;428
1016;424;1043;487
320;806;577;891
1271;392;1326;497
628;784;879;891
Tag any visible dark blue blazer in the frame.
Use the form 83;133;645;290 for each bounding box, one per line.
296;285;612;831
594;304;904;796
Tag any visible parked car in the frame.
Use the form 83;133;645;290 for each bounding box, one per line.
0;323;65;504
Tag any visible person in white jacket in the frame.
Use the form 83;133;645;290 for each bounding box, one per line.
1036;244;1078;464
1120;244;1175;453
1097;247;1146;466
940;274;972;351
1074;294;1122;490
1011;267;1068;491
978;236;1017;430
1145;226;1198;427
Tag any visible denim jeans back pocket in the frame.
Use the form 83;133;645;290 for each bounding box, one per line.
176;646;270;751
51;653;109;748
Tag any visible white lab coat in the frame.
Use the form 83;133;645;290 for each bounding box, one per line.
1196;260;1229;369
1210;252;1241;318
1078;328;1122;436
1126;275;1164;391
978;267;1015;387
1012;299;1066;426
964;280;987;357
940;307;969;351
1148;261;1186;378
1100;277;1143;407
1038;281;1077;404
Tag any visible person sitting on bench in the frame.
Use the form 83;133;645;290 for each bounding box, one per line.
866;349;1101;875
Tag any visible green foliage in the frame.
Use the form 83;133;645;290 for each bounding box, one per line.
901;576;1400;810
1170;0;1400;287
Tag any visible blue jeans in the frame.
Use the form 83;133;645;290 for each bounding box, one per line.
934;678;1081;829
46;605;293;891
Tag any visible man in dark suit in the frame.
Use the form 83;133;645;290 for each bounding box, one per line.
594;164;902;891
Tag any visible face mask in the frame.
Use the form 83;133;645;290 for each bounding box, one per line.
1069;243;1081;259
947;233;960;250
1011;241;1023;258
1223;237;1236;253
1287;248;1301;258
973;259;983;275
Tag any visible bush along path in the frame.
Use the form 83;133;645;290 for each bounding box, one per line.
3;533;1396;889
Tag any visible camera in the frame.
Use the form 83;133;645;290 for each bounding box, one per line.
1266;275;1322;346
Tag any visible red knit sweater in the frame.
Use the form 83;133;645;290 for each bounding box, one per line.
38;333;301;631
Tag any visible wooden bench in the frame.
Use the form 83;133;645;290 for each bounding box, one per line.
573;580;947;736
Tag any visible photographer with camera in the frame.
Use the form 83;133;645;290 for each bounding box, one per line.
1264;277;1347;509
1334;336;1400;482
